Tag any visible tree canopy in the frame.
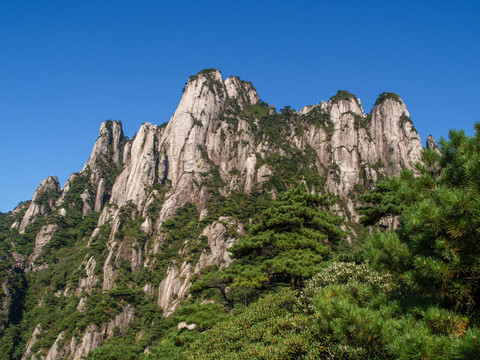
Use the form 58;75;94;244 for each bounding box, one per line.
362;124;480;311
230;184;345;289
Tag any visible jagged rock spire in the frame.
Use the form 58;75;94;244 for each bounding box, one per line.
83;120;125;171
18;176;61;232
369;93;423;176
426;135;442;154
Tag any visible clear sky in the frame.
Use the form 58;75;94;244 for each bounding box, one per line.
1;0;479;212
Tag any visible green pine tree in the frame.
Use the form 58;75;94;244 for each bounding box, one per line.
230;183;346;290
363;124;480;312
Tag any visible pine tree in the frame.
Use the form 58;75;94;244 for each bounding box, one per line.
230;184;345;289
363;124;480;312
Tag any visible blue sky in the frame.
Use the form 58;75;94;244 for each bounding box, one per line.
1;0;479;212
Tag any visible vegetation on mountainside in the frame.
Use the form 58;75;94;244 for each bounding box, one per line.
223;100;331;192
330;90;359;105
302;107;335;135
190;184;345;309
374;92;402;106
0;135;129;358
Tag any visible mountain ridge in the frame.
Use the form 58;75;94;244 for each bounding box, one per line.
0;68;430;359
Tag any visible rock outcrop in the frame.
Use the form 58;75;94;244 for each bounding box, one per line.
369;97;422;176
56;120;126;216
18;176;61;233
426;134;442;154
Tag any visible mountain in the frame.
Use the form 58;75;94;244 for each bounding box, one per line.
0;69;426;359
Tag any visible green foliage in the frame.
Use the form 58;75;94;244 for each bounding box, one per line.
307;265;478;359
143;302;229;359
147;184;170;220
43;211;99;255
33;189;60;208
308;261;397;293
88;222;112;268
363;123;480;312
102;119;122;132
358;168;426;226
0;202;48;256
117;215;146;243
301;107;334;135
347;110;371;136
80;288;152;330
62;170;94;214
261;145;325;192
230;184;345;290
157;202;204;275
190;259;476;360
190;68;219;80
374;92;402;106
330;90;358;104
0;324;24;360
184;290;323;360
228;101;327;193
174;302;228;332
400;112;412;124
202;189;273;226
86;302;228;360
86;344;143;360
252;107;291;145
279;261;479;360
314;283;461;359
238;101;270;125
188;69;224;96
191;185;345;310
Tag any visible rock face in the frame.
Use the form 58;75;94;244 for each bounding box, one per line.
106;70;262;218
36;305;135;360
109;122;164;210
21;324;42;360
71;324;106;360
156;217;242;315
426;134;442;154
369;98;422;176
195;217;243;271
83;121;125;171
3;70;427;359
18;176;61;233
33;224;59;259
76;256;98;295
56;120;126;216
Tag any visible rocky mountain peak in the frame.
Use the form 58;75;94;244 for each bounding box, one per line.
426;135;442;154
106;69;230;212
109;122;162;210
83;120;125;171
18;176;61;232
329;90;358;102
32;176;61;200
54;120;127;215
369;93;422;176
224;76;259;108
